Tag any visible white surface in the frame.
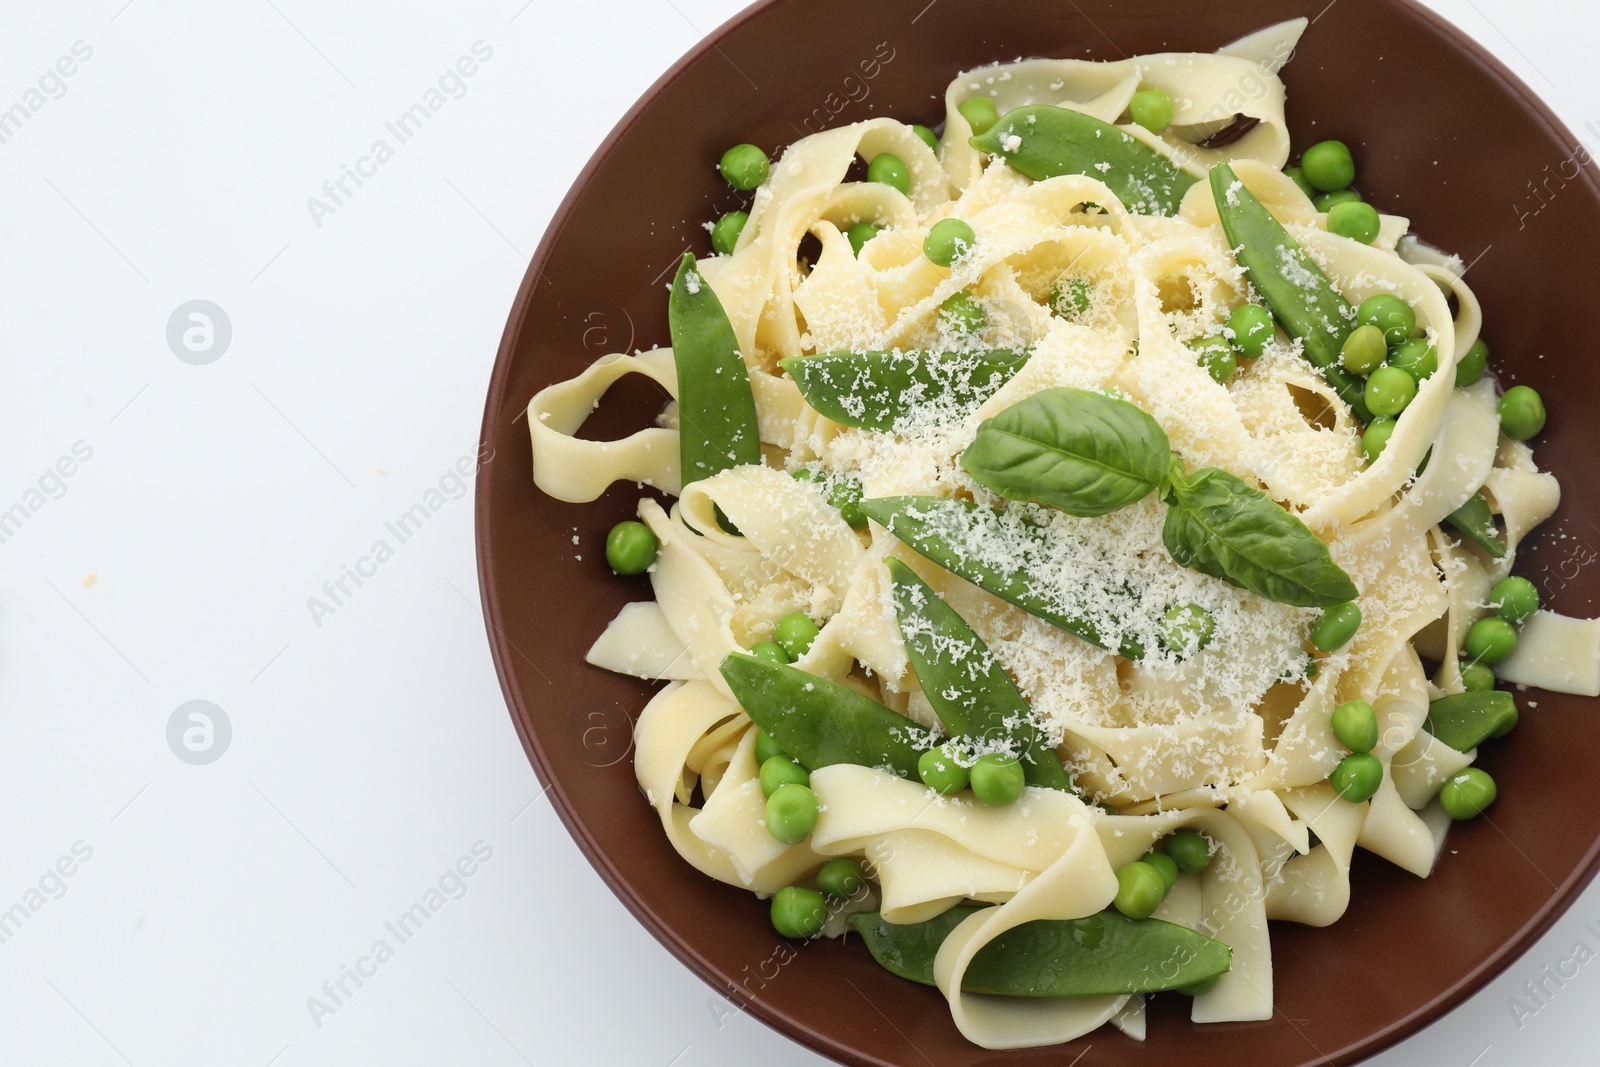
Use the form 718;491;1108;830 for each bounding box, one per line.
1;1;1596;1064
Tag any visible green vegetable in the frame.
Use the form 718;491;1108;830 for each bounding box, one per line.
960;387;1172;517
924;218;976;267
972;105;1199;216
1160;604;1215;655
816;858;868;899
1191;334;1237;383
867;152;909;193
970;753;1026;806
1128;87;1174;132
711;210;749;255
1331;699;1379;753
720;653;927;779
1341;324;1387;374
958;97;1000;136
1314;189;1362;213
766;783;820;843
1329;752;1383;803
1364;365;1417;417
1465;616;1518;664
1425;691;1519;751
1310;601;1362;652
1459;662;1496;692
1163;828;1213;873
1300;139;1355;191
1361;418;1396;465
1439;767;1497;819
775;612;820;659
771;885;828;938
1444;490;1506;558
1226;304;1275;359
1143;850;1179;890
845;221;880;256
1284;166;1316;198
604;520;658;575
1490;576;1540;622
918;744;970;795
1162;466;1360;608
669;254;762;485
1050;278;1093;319
760;755;810;797
887;559;1072;790
859;495;1147;658
781;348;1030;433
754;728;787;764
846;905;1232;995
1113;861;1167;919
1498;385;1546;441
911;124;939;152
719;143;769;190
1390;338;1438;382
749;640;790;666
939;290;987;334
1328;200;1380;243
1457;338;1489;386
1357;294;1416;346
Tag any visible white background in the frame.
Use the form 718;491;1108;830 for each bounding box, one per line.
0;1;1595;1064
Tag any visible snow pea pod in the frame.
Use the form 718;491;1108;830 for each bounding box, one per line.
1425;690;1518;751
1208;163;1371;422
971;105;1198;217
1443;489;1506;558
719;653;926;779
847;905;1233;996
779;349;1030;433
885;559;1072;791
669;253;761;485
858;495;1146;659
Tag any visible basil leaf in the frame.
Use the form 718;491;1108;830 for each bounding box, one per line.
858;495;1146;659
669;254;761;484
779;349;1030;433
960;387;1170;517
970;105;1199;217
1162;467;1358;608
1443;489;1506;558
1208;163;1370;422
1425;691;1518;752
885;559;1072;791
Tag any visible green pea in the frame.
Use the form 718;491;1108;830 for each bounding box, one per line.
770;884;828;938
828;476;868;529
750;640;791;665
1226;304;1274;359
970;753;1025;806
775;612;820;660
1497;385;1546;441
1128;87;1174;133
1459;661;1496;692
958;96;999;136
1300;139;1355;192
765;783;820;844
911;124;939;152
1456;338;1489;387
1160;603;1215;654
1310;601;1361;651
845;222;881;257
754;728;787;764
1313;189;1362;212
1361;417;1396;465
1340;324;1387;374
918;743;970;796
1113;861;1168;919
1327;200;1380;244
1164;828;1213;874
939;290;987;335
1284;166;1317;199
711;210;749;255
1143;850;1179;890
923;217;976;267
1490;576;1540;623
867;153;910;194
604;520;658;575
1364;365;1417;417
1439;767;1497;820
1049;278;1092;319
1389;338;1438;382
1357;294;1416;346
1329;752;1383;803
1331;699;1379;753
1465;616;1518;664
1190;334;1236;384
816;857;868;899
760;755;810;798
719;143;769;190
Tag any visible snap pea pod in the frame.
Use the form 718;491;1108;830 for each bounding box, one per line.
779;349;1030;433
1425;691;1518;751
719;653;926;779
970;105;1198;217
669;253;761;485
846;906;1233;996
1443;489;1507;558
1208;164;1371;422
858;495;1146;659
885;559;1072;791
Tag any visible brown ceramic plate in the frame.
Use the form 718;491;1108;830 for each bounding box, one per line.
476;1;1600;1063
